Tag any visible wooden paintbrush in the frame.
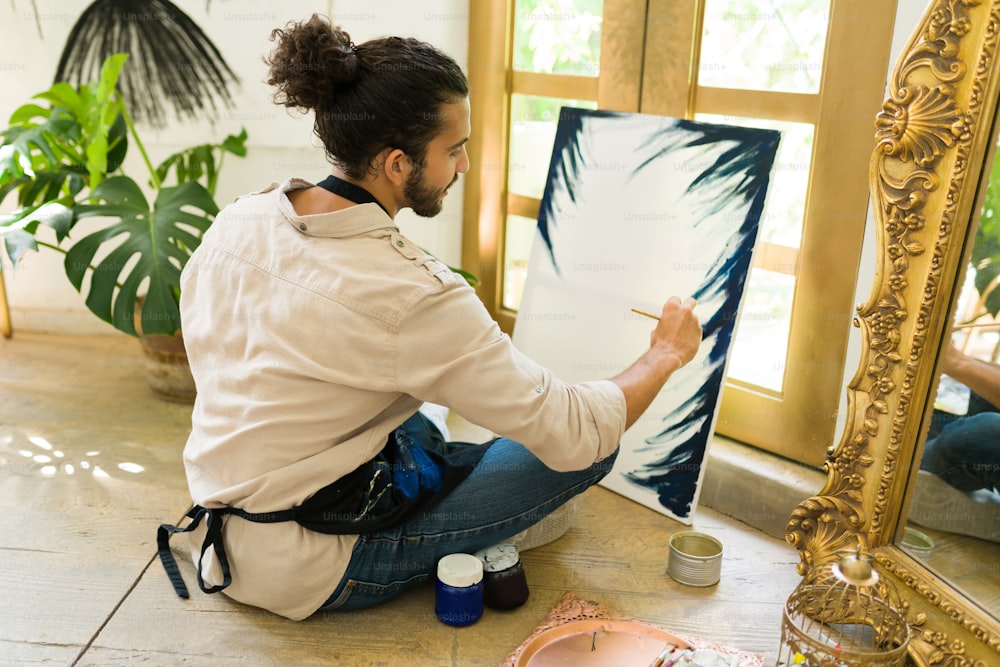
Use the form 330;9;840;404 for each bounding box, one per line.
631;308;661;321
648;644;679;667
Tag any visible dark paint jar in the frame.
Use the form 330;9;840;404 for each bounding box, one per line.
476;543;529;610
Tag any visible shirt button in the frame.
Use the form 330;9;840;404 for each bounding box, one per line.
299;223;307;231
534;385;543;393
396;240;404;247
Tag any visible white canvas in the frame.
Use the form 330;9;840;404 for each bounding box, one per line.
512;108;780;522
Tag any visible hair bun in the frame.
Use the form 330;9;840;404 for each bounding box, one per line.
265;14;359;112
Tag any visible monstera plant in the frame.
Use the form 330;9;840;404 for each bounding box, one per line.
0;53;246;340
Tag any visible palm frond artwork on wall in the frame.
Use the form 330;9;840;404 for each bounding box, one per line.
512;108;781;522
53;0;239;128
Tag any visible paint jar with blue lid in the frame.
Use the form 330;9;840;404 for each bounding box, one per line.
435;553;484;626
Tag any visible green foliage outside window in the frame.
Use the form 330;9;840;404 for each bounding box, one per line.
971;152;1000;319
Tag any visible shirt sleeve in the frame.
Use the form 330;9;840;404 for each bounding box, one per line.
393;276;626;472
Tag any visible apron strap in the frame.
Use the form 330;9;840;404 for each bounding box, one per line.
157;504;296;598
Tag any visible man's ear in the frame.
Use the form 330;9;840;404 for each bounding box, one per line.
382;148;410;187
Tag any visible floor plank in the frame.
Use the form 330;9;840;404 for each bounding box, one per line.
0;333;192;659
0;639;83;666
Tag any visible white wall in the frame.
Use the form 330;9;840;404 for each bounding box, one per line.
0;0;469;333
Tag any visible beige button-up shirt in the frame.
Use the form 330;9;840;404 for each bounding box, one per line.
178;178;626;619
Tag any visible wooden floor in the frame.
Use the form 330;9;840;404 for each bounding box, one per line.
0;332;804;666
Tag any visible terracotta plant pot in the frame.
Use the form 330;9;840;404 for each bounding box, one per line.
138;333;196;403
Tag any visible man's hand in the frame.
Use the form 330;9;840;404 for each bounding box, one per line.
612;296;702;429
648;296;702;371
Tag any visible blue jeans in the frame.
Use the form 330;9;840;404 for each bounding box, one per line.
920;411;1000;493
318;436;618;612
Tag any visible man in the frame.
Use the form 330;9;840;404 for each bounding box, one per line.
158;14;702;620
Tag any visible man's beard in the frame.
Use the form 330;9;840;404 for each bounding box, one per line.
404;162;458;218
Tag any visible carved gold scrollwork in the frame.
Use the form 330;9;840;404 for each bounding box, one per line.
786;495;867;576
785;0;1000;664
876;552;1000;665
876;85;965;165
787;0;980;558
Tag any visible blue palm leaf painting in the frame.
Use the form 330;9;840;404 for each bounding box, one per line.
514;107;780;522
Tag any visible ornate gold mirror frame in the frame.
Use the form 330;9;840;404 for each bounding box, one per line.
786;1;1000;665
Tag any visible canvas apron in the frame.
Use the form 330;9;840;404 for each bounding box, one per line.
157;412;488;598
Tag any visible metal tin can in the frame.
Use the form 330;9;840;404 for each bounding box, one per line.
667;531;723;587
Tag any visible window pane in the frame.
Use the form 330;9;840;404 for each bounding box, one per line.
513;0;604;76
510;95;599;199
699;0;831;93
503;214;538;310
696;114;812;248
725;269;794;392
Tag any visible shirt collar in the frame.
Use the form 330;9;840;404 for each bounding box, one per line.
276;177;398;238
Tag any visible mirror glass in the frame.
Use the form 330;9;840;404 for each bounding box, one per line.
899;136;1000;619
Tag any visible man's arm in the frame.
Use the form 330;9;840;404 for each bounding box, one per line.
941;343;1000;410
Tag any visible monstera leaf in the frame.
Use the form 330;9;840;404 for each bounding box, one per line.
0;58;129;264
65;176;217;336
0;54;129;205
0;201;75;263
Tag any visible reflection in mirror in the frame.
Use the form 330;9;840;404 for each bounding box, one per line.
902;145;1000;618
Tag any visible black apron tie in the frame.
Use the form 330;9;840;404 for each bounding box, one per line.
157;413;488;599
157;504;297;598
